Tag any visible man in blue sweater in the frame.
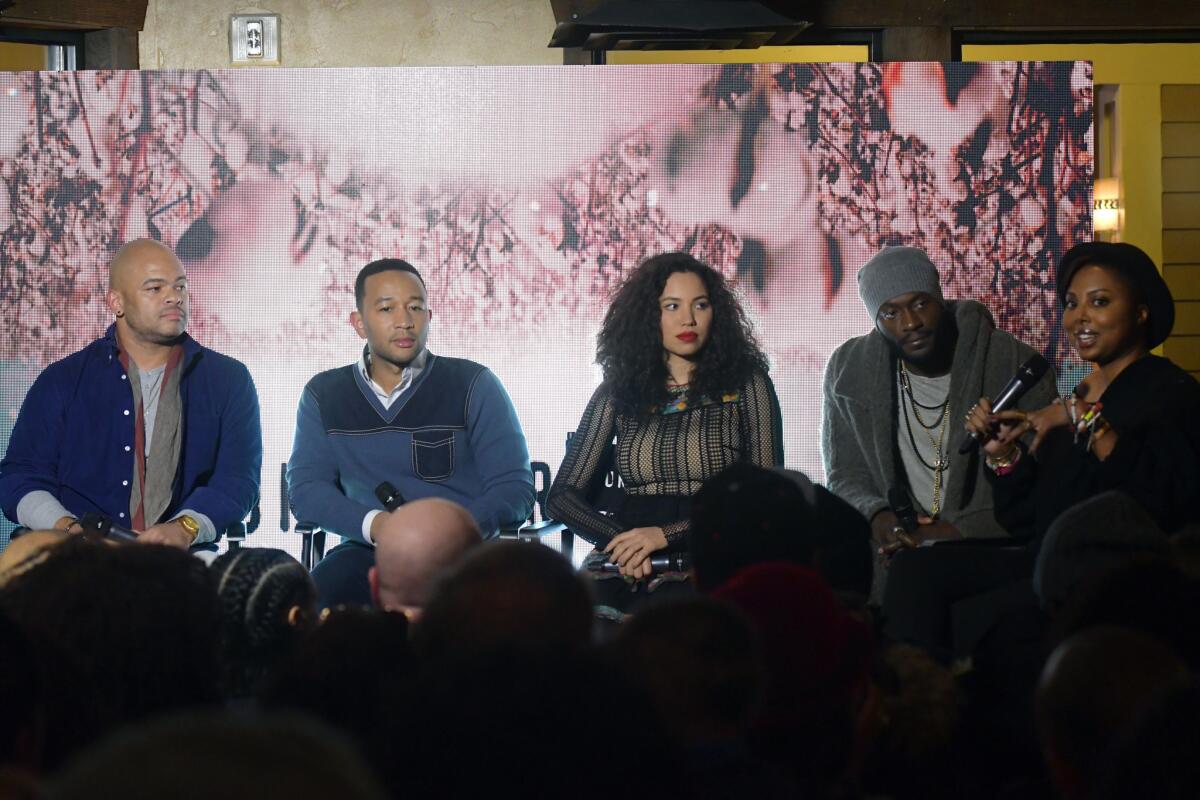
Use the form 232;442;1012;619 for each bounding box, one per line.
0;239;262;549
287;258;535;608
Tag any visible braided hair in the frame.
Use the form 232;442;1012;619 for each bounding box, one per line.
210;548;317;699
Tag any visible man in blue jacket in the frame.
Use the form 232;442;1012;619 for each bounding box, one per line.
0;239;262;549
288;258;535;609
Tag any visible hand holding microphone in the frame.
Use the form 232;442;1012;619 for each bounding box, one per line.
959;355;1050;456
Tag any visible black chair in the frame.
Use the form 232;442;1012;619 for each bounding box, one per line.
223;500;261;551
282;462;566;572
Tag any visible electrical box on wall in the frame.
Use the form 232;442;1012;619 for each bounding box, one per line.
230;14;280;65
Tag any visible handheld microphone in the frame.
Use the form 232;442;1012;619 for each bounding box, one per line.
596;552;691;574
374;481;405;512
887;487;919;534
957;354;1050;455
78;512;139;542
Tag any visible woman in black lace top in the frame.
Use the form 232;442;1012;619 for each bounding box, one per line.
546;252;784;579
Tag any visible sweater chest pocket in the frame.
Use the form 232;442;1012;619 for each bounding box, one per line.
411;430;455;481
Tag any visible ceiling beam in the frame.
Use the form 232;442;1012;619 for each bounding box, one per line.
0;0;148;32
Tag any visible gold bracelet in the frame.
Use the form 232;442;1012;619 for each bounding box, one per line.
986;447;1020;470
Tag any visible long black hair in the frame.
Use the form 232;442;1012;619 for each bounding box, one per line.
596;252;768;413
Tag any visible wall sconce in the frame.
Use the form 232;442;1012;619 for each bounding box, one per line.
1093;177;1120;233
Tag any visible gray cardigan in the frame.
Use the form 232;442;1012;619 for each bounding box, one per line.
821;300;1057;539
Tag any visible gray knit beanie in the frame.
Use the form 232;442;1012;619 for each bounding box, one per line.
856;246;944;320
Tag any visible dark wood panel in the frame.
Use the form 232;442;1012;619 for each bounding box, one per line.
1175;301;1200;335
1165;230;1200;263
1163;192;1200;229
0;0;147;31
1163;85;1200;122
792;0;1200;28
1164;336;1200;370
1164;123;1200;158
1165;264;1200;299
1163;158;1200;192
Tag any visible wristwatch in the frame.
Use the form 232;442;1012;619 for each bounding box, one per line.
176;514;200;544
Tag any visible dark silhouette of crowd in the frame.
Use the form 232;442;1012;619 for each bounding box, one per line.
1;464;1197;799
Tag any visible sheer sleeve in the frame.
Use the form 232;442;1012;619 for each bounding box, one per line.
545;384;625;546
740;370;785;468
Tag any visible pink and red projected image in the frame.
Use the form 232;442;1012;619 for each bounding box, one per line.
0;61;1093;551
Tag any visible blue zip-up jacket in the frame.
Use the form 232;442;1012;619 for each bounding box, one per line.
0;325;262;536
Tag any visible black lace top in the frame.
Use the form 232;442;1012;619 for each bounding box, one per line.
546;370;784;546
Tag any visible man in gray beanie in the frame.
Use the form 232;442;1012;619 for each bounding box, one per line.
821;246;1056;616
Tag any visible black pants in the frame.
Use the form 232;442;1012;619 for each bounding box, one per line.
881;540;1035;658
311;540;376;611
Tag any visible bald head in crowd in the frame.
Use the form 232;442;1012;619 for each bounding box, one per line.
367;498;481;617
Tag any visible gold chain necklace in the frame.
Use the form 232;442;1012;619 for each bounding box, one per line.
899;362;951;517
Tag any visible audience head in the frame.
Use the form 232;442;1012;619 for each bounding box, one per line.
1057;240;1173;358
596;251;768;411
1036;626;1191;800
857;246;952;371
260;605;415;781
610;597;763;746
48;712;386;800
0;612;38;771
862;644;965;800
411;540;593;661
1048;557;1200;668
690;463;816;592
690;463;873;597
1094;685;1200;800
398;649;671;799
0;530;66;588
367;498;481;617
209;548;317;698
1034;490;1168;612
712;563;873;793
0;537;221;729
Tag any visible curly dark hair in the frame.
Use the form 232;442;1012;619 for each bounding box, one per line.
596;252;768;413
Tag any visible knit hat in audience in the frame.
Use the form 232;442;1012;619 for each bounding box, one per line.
712;563;872;723
856;246;944;321
1034;491;1169;611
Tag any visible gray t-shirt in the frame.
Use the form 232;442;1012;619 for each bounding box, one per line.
897;370;952;516
140;364;166;455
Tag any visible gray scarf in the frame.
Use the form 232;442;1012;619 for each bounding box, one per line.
124;346;184;529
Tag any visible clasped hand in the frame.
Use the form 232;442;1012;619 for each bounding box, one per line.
603;526;668;579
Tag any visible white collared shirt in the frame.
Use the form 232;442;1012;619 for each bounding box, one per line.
358;347;428;543
358;348;428;411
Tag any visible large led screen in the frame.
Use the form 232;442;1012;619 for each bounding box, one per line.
0;62;1093;553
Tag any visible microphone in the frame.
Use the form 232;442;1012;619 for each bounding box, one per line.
887;487;919;534
374;481;405;512
77;512;139;542
957;354;1050;455
596;552;691;574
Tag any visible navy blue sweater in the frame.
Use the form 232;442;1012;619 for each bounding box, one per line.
287;354;534;540
0;326;262;535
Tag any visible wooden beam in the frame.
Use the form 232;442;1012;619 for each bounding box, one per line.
879;26;953;61
801;0;1200;29
0;0;147;32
